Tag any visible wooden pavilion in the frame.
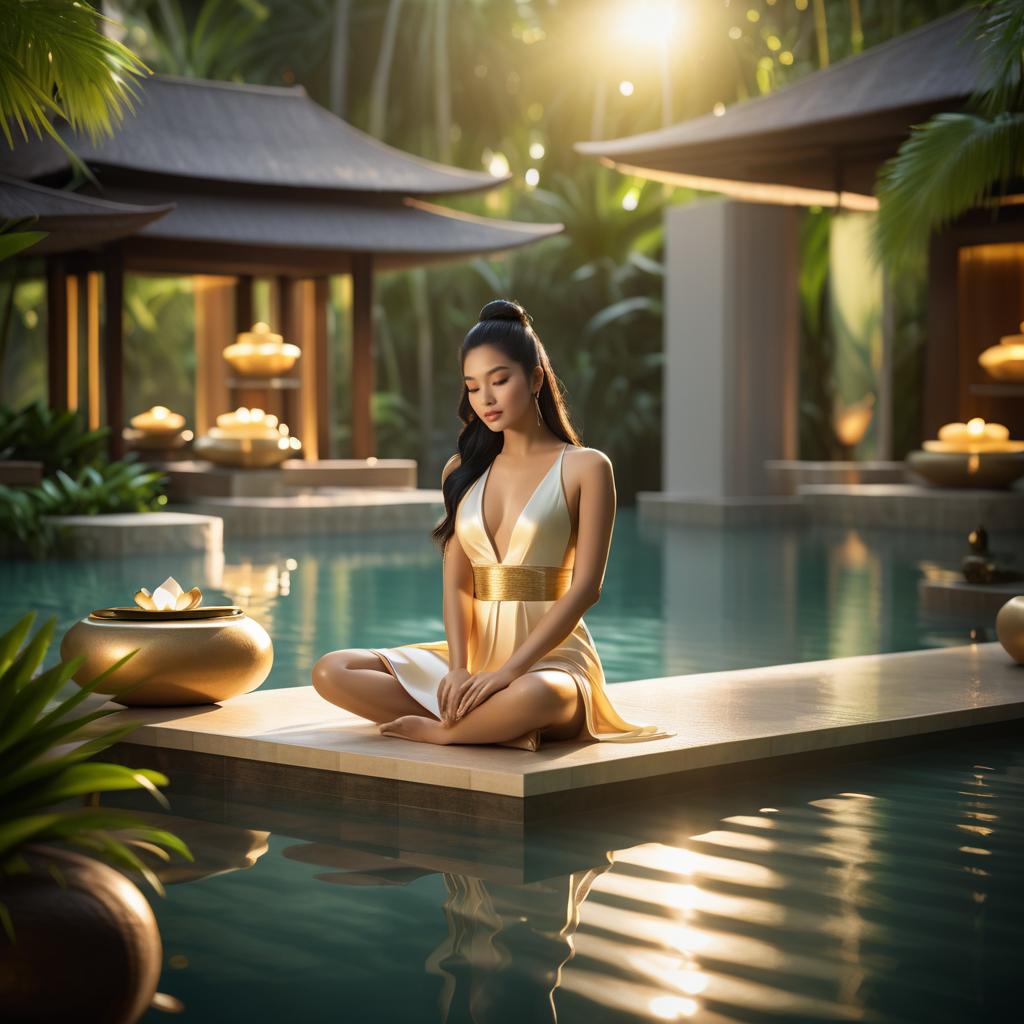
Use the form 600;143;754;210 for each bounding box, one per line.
576;9;1024;444
2;74;562;458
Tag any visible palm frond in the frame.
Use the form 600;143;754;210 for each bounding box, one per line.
873;111;1024;267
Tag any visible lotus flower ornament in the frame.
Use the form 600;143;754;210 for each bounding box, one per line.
134;577;203;613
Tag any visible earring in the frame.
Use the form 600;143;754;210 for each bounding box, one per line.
533;391;542;425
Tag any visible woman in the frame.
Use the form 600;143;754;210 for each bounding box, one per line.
312;299;667;750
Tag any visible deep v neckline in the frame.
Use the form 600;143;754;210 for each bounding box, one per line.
479;443;567;565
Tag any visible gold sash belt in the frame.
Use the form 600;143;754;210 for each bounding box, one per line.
473;564;572;602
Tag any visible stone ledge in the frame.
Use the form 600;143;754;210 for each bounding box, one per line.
40;511;223;558
90;641;1024;820
637;492;805;526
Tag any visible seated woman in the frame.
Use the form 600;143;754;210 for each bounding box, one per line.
312;299;668;751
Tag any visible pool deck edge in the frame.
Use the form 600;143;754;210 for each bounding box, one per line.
90;642;1024;817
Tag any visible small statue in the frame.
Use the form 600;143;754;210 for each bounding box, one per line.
961;525;1024;584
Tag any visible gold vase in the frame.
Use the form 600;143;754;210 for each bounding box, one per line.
996;596;1024;665
60;608;274;706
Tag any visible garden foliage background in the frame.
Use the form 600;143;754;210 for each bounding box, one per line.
0;0;964;497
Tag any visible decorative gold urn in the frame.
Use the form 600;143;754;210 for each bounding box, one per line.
996;595;1024;665
122;405;194;453
906;418;1024;489
978;322;1024;381
223;321;301;378
60;578;273;706
192;407;303;468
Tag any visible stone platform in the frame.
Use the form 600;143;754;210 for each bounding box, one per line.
636;492;805;526
95;642;1024;822
160;458;418;501
176;487;443;538
43;511;222;558
800;483;1024;531
919;578;1023;621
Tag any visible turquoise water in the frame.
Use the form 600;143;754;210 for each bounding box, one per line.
104;726;1024;1023
1;509;1012;684
6;513;1024;1021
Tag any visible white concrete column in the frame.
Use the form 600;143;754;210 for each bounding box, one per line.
663;199;800;497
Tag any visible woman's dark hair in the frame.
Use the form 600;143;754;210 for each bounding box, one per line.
431;298;582;553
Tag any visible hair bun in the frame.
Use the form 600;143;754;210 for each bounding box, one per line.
479;299;529;324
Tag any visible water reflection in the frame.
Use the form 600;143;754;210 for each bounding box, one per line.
104;730;1024;1024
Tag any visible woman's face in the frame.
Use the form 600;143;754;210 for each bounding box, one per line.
463;344;536;432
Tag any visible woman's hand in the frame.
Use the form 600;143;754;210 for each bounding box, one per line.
453;668;514;722
438;668;471;725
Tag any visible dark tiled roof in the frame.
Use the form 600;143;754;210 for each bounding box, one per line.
576;9;984;195
0;74;505;196
100;184;563;271
0;174;172;253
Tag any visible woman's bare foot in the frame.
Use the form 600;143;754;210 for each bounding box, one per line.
378;715;451;745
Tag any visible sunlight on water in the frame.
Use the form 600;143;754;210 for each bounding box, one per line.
93;731;1024;1023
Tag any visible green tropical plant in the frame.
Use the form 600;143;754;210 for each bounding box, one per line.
0;0;151;178
874;0;1024;266
0;401;109;476
0;485;59;558
0;610;193;942
29;459;168;516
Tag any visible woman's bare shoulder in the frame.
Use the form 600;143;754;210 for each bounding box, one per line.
566;445;613;472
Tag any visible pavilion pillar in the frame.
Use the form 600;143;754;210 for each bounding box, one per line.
351;253;375;458
663;200;799;497
273;276;303;447
86;271;102;430
46;254;69;411
313;276;332;459
194;275;234;438
102;245;125;460
235;275;254;334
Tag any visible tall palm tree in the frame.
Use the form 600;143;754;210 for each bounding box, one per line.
873;0;1024;266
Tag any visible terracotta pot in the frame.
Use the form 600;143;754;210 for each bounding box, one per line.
0;845;162;1023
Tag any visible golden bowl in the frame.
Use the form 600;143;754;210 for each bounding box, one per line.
906;450;1024;490
60;608;273;706
996;596;1024;664
122;427;192;451
192;434;301;468
223;344;301;378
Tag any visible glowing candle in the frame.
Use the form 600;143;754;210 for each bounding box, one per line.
924;418;1024;454
130;405;186;433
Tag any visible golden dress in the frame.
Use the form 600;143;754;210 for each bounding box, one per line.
369;443;669;745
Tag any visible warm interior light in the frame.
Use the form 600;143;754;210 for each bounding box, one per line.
925;418;1024;454
978;320;1024;381
619;80;635;97
130;405;186;433
833;395;874;448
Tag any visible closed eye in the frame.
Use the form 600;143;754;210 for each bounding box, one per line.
468;378;508;393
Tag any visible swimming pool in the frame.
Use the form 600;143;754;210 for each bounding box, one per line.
102;724;1023;1023
8;513;1023;1021
1;510;1008;686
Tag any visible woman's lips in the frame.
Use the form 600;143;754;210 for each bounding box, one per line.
484;411;502;420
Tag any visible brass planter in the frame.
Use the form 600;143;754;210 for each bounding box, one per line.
996;596;1024;664
906;450;1024;490
192;434;300;468
60;607;273;706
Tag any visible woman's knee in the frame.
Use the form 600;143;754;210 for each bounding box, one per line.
312;649;362;696
509;672;577;717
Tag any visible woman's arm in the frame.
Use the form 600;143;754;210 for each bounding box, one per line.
498;449;615;679
441;454;474;671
